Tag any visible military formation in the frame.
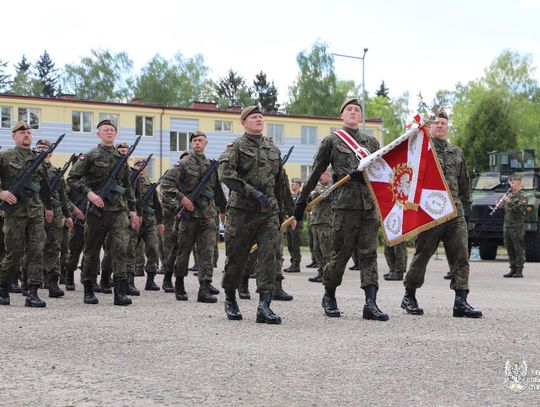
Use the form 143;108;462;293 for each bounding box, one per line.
1;98;530;324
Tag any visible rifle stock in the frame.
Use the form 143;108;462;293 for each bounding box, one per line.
176;160;219;220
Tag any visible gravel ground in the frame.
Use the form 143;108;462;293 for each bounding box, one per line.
1;249;539;406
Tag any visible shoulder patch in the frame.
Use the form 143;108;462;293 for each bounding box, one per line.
174;161;181;167
79;155;86;161
227;143;233;148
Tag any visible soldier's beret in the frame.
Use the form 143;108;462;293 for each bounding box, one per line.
115;142;129;151
35;139;52;148
12;121;31;132
436;110;449;120
291;178;302;184
340;98;362;114
240;105;261;121
134;158;145;166
189;130;207;142
509;174;522;181
97;119;117;131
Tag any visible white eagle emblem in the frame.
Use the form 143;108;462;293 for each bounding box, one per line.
504;360;528;393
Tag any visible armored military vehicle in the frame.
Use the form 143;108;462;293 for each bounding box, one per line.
468;149;540;262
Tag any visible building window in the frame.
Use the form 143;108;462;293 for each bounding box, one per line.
72;111;93;133
18;107;40;130
99;113;120;131
1;106;11;129
136;116;154;136
170;131;190;152
301;126;317;145
215;120;232;132
267;123;284;145
301;165;313;181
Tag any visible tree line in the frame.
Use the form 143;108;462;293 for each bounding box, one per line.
1;43;539;170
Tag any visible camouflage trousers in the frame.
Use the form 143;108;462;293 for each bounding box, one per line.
242;229;285;280
222;208;279;293
307;221;316;263
323;209;379;289
65;221;85;274
137;215;160;275
312;223;333;274
384;241;408;276
173;216;216;282
286;222;302;266
159;208;176;267
43;209;64;277
504;227;525;272
0;212;46;285
405;215;469;291
81;211;129;282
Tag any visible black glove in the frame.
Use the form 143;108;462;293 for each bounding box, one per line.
294;198;307;221
349;169;363;182
249;190;271;208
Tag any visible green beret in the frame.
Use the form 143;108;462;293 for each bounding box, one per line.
340;98;361;114
97;119;117;131
12;121;31;132
240;106;261;121
189;130;207;142
115;142;129;151
35;139;52;148
291;178;302;184
509;174;522;181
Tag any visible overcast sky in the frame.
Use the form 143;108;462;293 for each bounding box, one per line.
2;0;539;108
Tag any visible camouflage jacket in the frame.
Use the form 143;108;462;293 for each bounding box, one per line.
501;190;528;229
309;184;332;225
67;144;136;213
431;138;471;216
43;160;71;218
137;174;164;224
0;146;52;217
299;127;379;210
160;165;181;212
218;133;284;214
162;152;226;219
279;169;295;222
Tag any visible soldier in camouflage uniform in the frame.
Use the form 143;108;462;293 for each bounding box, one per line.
219;106;288;323
295;98;388;321
499;174;528;278
307;170;333;283
284;178;302;273
162;131;226;303
35;139;74;298
401;111;482;318
0;121;54;307
67;119;139;306
383;241;408;281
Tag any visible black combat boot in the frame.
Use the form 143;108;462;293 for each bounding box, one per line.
9;279;22;294
503;268;515;278
21;280;29;296
208;282;220;295
321;287;341;317
453;290;482;318
175;278;188;301
145;272;160;291
65;270;75;291
305;260;318;268
363;285;389;321
162;269;174;293
384;272;403;281
188;265;198;272
308;270;322;283
443;271;453;280
284;264;300;273
238;277;251;300
383;272;390;278
25;285;46;308
273;278;293;301
126;272;140;296
47;273;65;298
349;263;361;270
401;288;424;315
99;269;112;294
256;292;281;324
92;277;102;293
197;281;218;303
114;278;132;306
512;270;523;278
0;281;10;305
224;288;242;320
83;280;99;304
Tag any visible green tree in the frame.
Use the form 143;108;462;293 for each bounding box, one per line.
10;55;43;96
365;93;410;144
214;69;255;107
36;50;58;97
286;41;356;117
134;52;212;107
62;49;134;102
253;71;279;112
375;80;389;98
0;59;10;91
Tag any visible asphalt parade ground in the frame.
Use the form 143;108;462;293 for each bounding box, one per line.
1;248;539;406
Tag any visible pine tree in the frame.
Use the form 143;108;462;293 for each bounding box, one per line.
375;80;389;98
253;71;279;112
36;50;58;97
0;59;10;91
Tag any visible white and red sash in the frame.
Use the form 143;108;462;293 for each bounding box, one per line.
334;129;371;161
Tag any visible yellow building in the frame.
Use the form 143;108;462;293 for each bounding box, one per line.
0;95;383;180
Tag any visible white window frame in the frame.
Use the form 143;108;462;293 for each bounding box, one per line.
267;123;284;145
215;120;232;132
170;131;190;152
1;106;11;129
72;111;93;133
18;107;41;130
301;126;317;145
99;113;120;132
301;165;313;181
136;116;154;137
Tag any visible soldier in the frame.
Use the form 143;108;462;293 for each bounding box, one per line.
383;241;408;281
284;178;302;273
0;121;54;307
294;98;388;321
219;106;289;323
499;174;528;278
163;131;226;303
67;119;139;306
400;111;482;318
307;170;333;283
35;139;74;298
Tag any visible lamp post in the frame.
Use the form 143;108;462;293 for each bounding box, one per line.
332;48;369;130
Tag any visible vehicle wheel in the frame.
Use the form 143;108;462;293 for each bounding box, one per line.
479;241;497;260
525;224;540;262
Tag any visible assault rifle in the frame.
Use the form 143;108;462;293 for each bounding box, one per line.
489;186;512;216
129;153;153;185
50;153;78;208
176;160;219;220
87;135;142;217
139;176;163;215
281;145;294;165
0;133;65;211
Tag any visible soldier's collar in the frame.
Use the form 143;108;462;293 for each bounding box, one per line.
244;133;263;145
343;127;360;136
